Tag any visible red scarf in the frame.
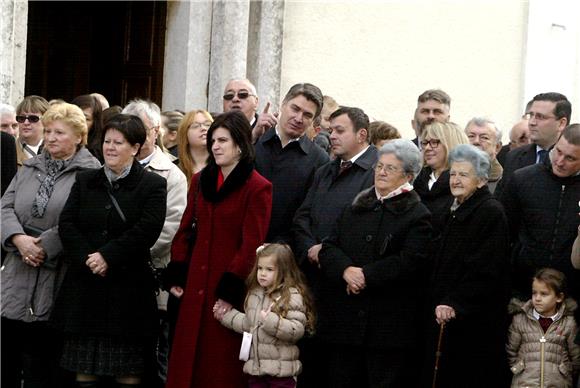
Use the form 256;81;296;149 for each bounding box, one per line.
216;168;225;191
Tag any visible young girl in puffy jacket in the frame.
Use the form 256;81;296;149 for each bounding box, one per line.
506;268;580;388
213;243;315;388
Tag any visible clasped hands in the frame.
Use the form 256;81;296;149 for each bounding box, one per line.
343;266;366;295
85;252;108;277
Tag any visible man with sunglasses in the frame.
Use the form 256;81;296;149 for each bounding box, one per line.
15;95;49;160
222;79;259;125
497;92;571;196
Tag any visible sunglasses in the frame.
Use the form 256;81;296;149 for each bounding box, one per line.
16;114;41;123
223;91;254;101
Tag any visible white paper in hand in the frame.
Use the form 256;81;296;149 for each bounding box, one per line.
239;331;252;361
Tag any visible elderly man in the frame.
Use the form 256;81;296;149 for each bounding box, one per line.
255;83;329;244
222;78;259;125
0;104;19;137
501;123;580;302
465;117;503;193
411;89;451;148
122;99;187;387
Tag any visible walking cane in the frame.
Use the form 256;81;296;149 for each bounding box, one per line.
432;322;445;388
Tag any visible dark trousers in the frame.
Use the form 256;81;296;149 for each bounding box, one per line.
296;336;329;388
326;343;416;388
248;375;296;388
1;317;72;388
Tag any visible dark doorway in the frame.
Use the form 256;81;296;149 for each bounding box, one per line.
25;1;166;107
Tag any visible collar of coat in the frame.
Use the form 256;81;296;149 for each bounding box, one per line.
89;159;145;190
261;127;313;154
507;296;577;318
199;159;254;203
332;144;377;173
448;186;493;222
351;185;420;214
416;167;451;197
24;147;100;174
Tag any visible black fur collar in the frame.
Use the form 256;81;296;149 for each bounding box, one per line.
200;160;254;203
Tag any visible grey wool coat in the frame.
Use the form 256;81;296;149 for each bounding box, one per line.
1;149;100;322
220;286;307;378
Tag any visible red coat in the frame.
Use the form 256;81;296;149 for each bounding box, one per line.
166;163;272;388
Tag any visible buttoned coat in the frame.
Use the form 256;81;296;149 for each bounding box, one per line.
425;186;510;387
318;187;432;349
166;161;272;388
1;149;100;322
51;161;166;337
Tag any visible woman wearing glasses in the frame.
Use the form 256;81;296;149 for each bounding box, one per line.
317;140;432;387
177;110;212;186
15;95;50;161
1;103;100;388
414;122;469;233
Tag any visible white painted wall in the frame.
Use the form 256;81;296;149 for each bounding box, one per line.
280;0;579;142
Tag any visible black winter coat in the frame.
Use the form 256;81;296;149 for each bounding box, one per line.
52;161;167;337
414;167;453;234
318;187;432;349
500;158;580;300
425;186;510;387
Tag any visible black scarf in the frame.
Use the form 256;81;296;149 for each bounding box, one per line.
31;154;70;217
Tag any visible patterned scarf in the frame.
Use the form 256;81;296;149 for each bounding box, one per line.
31;155;69;218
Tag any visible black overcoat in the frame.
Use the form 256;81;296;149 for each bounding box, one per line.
52;161;166;337
318;187;432;349
424;186;510;386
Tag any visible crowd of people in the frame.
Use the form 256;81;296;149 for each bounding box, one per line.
1;81;580;388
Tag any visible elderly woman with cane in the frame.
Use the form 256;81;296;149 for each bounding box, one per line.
424;144;510;387
317;139;432;387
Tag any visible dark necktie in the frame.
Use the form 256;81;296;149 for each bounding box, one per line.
339;160;352;175
537;149;548;164
538;317;552;333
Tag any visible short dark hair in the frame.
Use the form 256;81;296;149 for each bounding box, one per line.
560;123;580;146
417;89;451;107
532;92;571;125
206;111;255;165
329;106;370;133
534;268;567;297
103;113;147;154
282;83;324;118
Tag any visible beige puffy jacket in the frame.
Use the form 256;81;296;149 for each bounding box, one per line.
506;298;580;388
221;286;306;377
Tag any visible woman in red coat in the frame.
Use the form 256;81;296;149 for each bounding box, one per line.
165;111;272;388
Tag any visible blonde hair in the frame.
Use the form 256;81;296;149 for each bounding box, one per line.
177;109;213;185
41;103;88;146
247;244;316;334
421;121;468;170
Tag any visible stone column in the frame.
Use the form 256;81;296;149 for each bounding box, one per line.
0;0;27;105
162;1;212;112
207;0;250;115
247;0;285;113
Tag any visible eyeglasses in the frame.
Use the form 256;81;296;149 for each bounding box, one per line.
223;91;255;101
190;122;212;130
526;112;556;121
420;139;441;149
16;115;41;123
375;163;402;174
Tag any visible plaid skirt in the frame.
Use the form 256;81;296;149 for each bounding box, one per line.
61;333;148;376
